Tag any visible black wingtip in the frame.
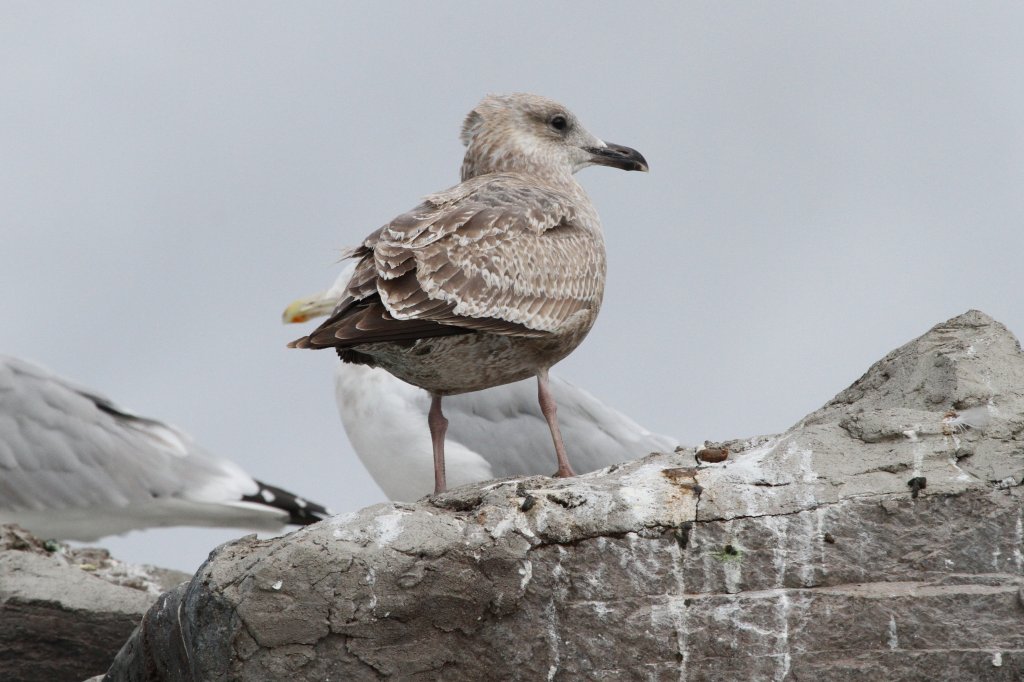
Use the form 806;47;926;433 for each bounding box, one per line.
245;479;333;526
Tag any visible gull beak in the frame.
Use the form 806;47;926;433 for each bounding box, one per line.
282;293;336;324
585;142;649;172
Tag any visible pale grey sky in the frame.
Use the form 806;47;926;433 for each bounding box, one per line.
3;2;1022;571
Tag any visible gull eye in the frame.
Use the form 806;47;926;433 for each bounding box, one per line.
549;114;568;131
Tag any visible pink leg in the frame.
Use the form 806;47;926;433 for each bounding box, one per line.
428;394;448;495
537;368;575;478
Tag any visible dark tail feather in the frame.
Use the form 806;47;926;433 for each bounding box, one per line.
244;480;333;526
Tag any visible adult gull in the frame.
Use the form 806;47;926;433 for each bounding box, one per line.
0;355;331;541
284;266;678;501
291;93;648;494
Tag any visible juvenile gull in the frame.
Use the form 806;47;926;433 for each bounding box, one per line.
284;267;677;500
291;93;648;494
0;355;331;541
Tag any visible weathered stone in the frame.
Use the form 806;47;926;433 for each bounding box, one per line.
105;311;1024;680
0;525;190;682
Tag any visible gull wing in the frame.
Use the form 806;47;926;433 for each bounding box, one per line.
293;174;605;349
0;355;329;540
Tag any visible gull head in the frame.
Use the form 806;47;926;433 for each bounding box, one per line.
282;289;337;325
460;93;648;180
281;264;355;324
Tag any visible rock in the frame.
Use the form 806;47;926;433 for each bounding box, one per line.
0;525;190;682
106;311;1024;680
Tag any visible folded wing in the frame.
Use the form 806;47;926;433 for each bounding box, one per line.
293;174;605;350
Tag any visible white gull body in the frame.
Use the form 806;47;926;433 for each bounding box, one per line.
0;355;329;541
333;364;678;500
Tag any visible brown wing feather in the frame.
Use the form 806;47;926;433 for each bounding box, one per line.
290;296;470;349
291;173;604;351
380;175;605;331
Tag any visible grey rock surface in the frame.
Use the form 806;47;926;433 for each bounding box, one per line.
106;310;1024;681
0;525;189;682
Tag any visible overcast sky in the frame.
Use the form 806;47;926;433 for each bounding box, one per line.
3;3;1023;571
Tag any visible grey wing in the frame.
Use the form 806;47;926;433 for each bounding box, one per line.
442;374;678;477
0;355;323;540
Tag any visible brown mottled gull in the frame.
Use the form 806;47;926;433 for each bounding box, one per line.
291;93;648;494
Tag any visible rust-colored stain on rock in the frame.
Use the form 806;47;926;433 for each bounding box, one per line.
661;467;702;496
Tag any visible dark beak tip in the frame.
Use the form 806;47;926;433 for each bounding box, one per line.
616;153;649;173
588;142;649;172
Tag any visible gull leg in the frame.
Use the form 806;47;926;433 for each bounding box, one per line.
428;393;448;494
537;368;575;478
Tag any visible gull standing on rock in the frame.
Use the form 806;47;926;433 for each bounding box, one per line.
291;93;648;494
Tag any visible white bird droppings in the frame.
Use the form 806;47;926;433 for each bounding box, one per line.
519;560;533;591
373;510;409;546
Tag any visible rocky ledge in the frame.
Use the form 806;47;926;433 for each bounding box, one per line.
0;525;189;682
106;310;1024;681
